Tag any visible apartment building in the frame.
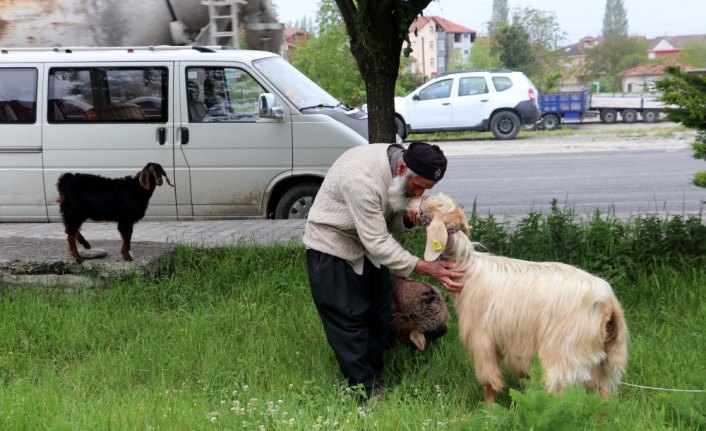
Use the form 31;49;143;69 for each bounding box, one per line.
406;16;477;78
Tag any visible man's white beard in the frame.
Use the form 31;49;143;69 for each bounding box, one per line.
387;173;410;212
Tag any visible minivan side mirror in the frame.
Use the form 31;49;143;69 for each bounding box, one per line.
412;94;420;101
258;93;284;119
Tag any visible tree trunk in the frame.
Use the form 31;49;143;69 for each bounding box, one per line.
335;0;432;144
360;54;400;143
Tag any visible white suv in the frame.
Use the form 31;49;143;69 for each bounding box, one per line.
394;70;540;140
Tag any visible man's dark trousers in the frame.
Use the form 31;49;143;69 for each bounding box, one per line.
306;249;392;396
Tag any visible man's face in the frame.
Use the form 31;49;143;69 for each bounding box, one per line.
405;175;437;198
388;171;438;213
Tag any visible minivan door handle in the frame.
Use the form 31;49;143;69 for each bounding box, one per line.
157;127;166;145
181;127;189;145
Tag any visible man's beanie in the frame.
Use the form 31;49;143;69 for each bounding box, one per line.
402;142;447;181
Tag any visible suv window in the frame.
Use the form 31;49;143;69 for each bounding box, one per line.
492;76;513;92
458;77;488;96
419;79;452;100
0;68;37;123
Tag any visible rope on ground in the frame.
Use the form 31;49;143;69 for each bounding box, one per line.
621;382;706;393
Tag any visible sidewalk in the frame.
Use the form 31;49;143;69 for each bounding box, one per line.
0;219;306;287
0;219;306;245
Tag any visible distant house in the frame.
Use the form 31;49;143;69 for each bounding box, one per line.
618;61;697;93
559;36;601;91
648;34;706;59
280;27;310;60
405;16;477;78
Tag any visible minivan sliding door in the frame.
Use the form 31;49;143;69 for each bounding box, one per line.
41;62;190;220
0;66;45;221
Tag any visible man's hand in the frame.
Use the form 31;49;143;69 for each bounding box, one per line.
415;260;464;292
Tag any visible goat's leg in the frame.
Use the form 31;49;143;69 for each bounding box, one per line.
472;336;504;403
76;230;91;249
117;222;134;261
65;230;84;264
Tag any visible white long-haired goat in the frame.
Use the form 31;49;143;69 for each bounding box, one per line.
407;193;628;403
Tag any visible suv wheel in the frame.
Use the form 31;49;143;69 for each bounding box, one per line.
490;111;521;140
395;117;407;140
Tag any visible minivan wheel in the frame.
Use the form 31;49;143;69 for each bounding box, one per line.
395;117;408;140
490;111;521;140
274;183;320;219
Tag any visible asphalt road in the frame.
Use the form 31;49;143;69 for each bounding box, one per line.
435;148;704;220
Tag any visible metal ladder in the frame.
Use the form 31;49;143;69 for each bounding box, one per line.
201;0;246;47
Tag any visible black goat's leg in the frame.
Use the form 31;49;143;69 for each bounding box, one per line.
65;230;84;264
76;230;92;249
117;223;134;261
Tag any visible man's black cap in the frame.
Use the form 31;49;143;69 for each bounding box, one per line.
402;142;447;181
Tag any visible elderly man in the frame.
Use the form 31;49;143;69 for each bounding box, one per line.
303;141;464;400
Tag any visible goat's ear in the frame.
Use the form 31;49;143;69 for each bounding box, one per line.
138;167;151;190
424;216;448;261
409;329;427;351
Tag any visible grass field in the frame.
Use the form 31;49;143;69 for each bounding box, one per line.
1;208;704;430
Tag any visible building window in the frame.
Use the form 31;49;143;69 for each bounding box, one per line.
430;40;434;50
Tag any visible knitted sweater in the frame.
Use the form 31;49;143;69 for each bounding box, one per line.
303;143;419;277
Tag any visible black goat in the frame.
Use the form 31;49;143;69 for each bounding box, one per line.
56;162;174;263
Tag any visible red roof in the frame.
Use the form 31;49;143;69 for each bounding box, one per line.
619;61;696;77
282;27;308;39
410;16;476;34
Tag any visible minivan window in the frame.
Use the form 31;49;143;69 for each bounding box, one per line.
186;67;265;122
253;56;339;110
492;76;514;92
0;68;37;123
47;67;168;122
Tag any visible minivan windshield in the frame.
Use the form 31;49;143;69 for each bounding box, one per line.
253;56;339;111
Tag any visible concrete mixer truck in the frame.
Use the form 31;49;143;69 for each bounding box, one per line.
0;0;283;52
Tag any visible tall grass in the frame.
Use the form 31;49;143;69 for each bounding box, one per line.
1;207;704;430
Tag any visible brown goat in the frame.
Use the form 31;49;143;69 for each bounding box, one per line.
389;274;450;351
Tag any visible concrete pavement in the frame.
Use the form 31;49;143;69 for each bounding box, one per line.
0;219;306;287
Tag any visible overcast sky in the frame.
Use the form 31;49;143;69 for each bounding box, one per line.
272;0;705;45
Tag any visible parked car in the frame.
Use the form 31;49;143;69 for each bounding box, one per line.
394;69;540;140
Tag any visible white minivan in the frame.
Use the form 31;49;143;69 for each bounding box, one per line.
0;46;368;221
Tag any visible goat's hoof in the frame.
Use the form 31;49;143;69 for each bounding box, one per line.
122;251;135;261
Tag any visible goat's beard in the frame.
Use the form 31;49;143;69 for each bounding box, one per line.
388;173;411;213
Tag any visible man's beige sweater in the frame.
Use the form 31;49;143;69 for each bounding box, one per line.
303;144;419;277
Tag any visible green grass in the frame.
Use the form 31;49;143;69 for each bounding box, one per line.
1;209;705;430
